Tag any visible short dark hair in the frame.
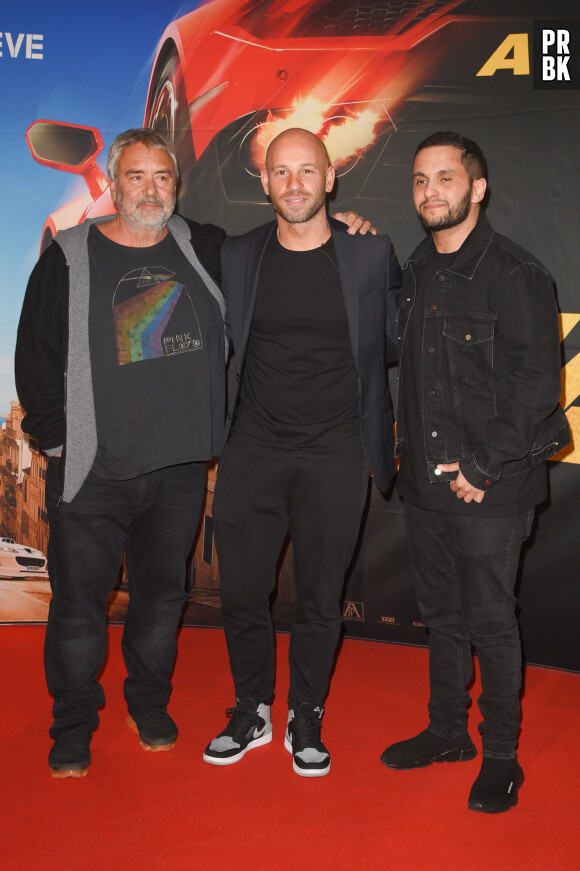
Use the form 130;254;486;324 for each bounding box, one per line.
106;128;179;182
415;131;487;182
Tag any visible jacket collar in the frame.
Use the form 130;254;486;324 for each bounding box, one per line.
406;212;495;280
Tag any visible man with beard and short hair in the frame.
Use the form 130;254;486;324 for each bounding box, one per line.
380;131;569;813
202;128;401;777
16;128;228;777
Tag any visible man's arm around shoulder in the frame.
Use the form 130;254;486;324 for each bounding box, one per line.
180;216;227;287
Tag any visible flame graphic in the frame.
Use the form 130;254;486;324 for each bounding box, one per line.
249;97;386;173
323;108;386;168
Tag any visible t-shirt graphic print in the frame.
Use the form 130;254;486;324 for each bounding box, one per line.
88;225;217;479
112;266;203;366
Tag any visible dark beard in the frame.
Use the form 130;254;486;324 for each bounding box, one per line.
418;186;472;232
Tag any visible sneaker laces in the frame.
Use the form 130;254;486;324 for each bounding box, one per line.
222;706;262;741
290;714;325;753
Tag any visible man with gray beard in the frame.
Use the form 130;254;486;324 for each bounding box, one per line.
16;128;227;777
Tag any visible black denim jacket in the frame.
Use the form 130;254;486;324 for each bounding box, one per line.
396;213;570;492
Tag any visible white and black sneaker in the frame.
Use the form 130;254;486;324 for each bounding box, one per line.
285;703;331;777
203;697;272;765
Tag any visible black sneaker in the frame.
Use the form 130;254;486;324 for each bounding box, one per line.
48;723;92;779
203;698;272;765
284;703;330;777
381;727;477;769
127;710;178;752
468;757;524;813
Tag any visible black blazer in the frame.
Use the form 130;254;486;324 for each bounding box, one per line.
220;218;401;491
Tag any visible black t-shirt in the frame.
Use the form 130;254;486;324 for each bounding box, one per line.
88;225;219;478
397;249;545;516
232;233;362;459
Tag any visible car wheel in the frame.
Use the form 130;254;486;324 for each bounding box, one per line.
145;48;195;178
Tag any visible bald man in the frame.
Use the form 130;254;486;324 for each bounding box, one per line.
203;129;401;776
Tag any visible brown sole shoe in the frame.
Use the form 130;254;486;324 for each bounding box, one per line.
127;715;176;752
48;723;92;778
50;765;89;779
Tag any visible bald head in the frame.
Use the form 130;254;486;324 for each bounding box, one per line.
260;127;335;236
265;128;331;171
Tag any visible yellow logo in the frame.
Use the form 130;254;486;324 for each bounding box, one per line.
476;34;530;77
554;313;579;464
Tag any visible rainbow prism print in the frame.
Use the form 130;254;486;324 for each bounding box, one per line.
114;267;189;366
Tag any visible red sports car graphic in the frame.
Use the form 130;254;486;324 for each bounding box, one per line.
27;0;522;244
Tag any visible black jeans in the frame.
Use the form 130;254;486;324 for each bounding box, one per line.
404;502;534;758
213;443;368;707
45;459;206;735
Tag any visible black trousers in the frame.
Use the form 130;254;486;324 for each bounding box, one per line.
404;501;534;758
213;443;368;707
45;459;206;735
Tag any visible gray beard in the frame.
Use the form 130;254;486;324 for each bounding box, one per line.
115;193;175;233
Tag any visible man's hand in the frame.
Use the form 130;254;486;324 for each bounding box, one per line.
332;211;377;235
436;462;486;503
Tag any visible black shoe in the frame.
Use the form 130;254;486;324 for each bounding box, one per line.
48;723;92;779
127;710;178;751
284;702;330;778
381;727;477;769
203;698;272;765
468;757;524;813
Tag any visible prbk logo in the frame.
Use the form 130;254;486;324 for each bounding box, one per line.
533;21;580;88
343;601;364;622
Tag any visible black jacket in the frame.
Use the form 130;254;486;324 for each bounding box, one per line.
396;212;569;493
220;218;401;492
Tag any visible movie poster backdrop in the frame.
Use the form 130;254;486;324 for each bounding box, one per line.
1;1;578;671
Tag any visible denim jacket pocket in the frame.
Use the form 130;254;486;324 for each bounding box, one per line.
443;316;496;388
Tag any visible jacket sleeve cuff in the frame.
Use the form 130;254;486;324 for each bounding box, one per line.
459;458;499;491
44;445;63;457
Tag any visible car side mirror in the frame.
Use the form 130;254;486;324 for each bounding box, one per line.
26;120;109;200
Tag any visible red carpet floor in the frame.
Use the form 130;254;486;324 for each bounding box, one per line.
1;625;578;870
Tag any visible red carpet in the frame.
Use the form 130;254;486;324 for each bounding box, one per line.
1;625;578;870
